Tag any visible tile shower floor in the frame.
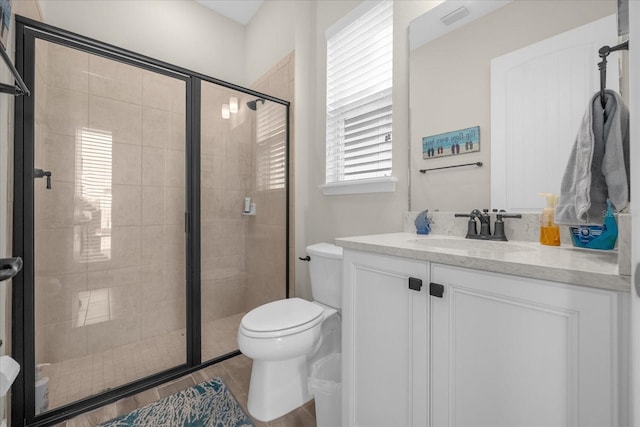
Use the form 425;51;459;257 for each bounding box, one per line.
53;353;317;427
47;313;245;410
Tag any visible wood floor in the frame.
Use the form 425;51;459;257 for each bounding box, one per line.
52;354;317;427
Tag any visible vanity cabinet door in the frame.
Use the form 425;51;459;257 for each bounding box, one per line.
430;263;623;427
343;250;429;427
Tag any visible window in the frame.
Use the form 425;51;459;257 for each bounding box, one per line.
74;128;112;262
324;0;395;195
256;101;286;191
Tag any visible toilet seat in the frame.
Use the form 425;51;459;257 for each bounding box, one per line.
240;298;324;339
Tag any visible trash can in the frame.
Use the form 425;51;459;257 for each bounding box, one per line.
308;353;342;427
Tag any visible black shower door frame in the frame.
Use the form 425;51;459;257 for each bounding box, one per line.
11;16;290;427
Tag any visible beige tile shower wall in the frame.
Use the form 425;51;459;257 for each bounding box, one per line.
139;70;186;342
200;82;251;325
35;41;187;365
245;52;293;311
35;40;89;365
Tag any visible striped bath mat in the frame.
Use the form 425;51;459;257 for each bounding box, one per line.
99;377;253;427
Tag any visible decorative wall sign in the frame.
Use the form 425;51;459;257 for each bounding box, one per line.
0;0;11;48
422;126;480;159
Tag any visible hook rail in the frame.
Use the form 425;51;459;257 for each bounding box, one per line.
419;161;482;173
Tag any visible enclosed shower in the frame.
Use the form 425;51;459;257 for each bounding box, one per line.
12;17;290;427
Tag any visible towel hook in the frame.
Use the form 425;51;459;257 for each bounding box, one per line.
598;40;629;109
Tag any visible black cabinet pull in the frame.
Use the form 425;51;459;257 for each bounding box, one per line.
409;277;422;291
430;282;445;298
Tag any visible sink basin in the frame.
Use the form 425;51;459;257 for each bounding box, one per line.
409;236;537;253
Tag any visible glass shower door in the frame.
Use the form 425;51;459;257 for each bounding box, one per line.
32;38;187;414
199;81;288;362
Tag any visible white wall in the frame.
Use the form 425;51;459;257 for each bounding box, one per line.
303;1;434;298
244;0;299;86
40;0;246;85
409;0;615;212
307;0;427;240
246;1;435;299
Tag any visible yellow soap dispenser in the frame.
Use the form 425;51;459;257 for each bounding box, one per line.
538;193;560;246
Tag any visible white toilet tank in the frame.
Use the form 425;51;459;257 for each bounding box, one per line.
306;243;343;309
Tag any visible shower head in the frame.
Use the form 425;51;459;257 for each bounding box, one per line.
247;98;265;111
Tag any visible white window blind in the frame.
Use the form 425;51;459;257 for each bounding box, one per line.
326;0;393;184
256;101;286;191
75;128;112;262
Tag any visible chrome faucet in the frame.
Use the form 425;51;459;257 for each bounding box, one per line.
455;209;522;241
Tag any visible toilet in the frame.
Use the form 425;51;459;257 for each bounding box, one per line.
237;243;343;422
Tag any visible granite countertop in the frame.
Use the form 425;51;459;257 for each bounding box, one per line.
335;232;630;292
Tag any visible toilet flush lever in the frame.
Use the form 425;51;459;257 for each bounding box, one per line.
34;168;52;189
298;256;310;262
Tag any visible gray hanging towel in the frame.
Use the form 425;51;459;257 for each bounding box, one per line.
555;89;629;225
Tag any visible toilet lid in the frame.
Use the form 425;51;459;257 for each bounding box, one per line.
241;298;324;334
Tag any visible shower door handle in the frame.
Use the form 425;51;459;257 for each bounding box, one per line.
0;257;23;282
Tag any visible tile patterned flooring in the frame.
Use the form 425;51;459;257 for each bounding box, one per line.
47;313;245;410
47;330;185;410
52;354;317;427
48;312;316;426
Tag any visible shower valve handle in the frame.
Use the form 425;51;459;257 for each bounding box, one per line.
34;168;52;189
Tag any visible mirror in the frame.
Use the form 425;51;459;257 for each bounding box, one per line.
409;0;623;213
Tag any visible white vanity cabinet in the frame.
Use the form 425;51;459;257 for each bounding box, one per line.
342;249;429;427
430;263;625;427
343;249;626;427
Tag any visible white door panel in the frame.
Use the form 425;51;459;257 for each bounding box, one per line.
492;15;619;211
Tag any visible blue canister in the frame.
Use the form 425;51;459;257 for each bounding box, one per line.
569;201;617;250
415;210;432;235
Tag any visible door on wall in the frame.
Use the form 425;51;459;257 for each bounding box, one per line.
16;32;189;423
491;14;619;212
